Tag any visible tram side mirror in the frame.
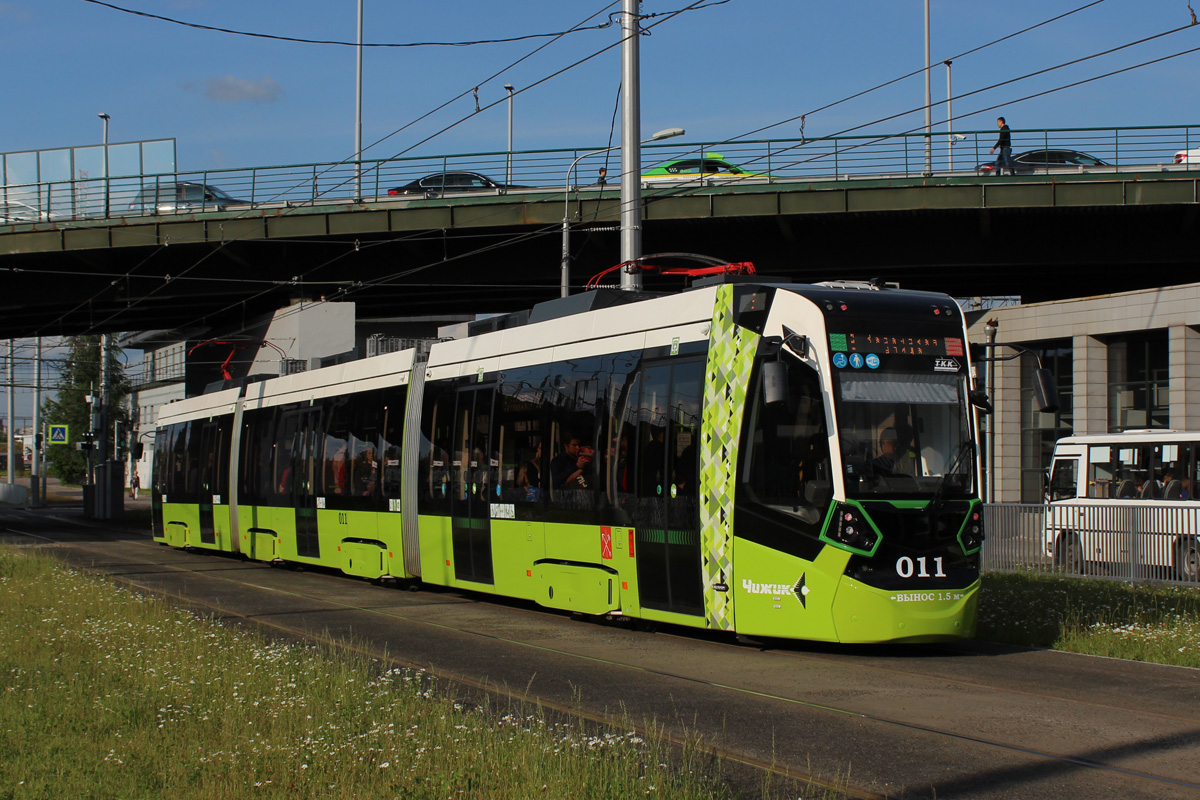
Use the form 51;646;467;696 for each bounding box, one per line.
782;327;808;358
762;359;789;405
969;389;993;414
805;479;832;509
1032;368;1059;413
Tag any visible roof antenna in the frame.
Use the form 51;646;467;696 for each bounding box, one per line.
869;276;888;289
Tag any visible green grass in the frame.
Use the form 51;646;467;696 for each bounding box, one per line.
0;547;840;800
978;571;1200;667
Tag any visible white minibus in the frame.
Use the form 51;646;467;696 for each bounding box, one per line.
1044;431;1200;581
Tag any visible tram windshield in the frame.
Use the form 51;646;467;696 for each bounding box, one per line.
833;370;974;499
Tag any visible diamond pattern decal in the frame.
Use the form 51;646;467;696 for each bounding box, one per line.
700;284;760;631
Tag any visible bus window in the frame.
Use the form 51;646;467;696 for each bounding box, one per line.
1154;442;1191;501
1087;445;1113;498
1049;458;1078;501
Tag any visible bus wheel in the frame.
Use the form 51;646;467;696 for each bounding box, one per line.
1054;533;1084;574
1175;538;1200;583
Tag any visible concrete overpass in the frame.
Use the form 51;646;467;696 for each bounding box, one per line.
2;166;1198;338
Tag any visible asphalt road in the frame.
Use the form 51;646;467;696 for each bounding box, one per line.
2;501;1198;800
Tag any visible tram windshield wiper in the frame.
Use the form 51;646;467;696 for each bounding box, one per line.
929;440;974;510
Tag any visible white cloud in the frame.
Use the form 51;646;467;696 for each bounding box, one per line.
190;75;284;105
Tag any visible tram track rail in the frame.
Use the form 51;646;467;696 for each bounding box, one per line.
4;515;1197;800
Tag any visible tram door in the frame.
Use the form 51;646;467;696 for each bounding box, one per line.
278;406;322;559
633;360;705;615
450;386;496;585
195;419;224;545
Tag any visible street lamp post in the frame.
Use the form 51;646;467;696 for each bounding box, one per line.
98;112;110;216
560;127;683;298
945;59;953;170
923;0;932;176
504;84;515;185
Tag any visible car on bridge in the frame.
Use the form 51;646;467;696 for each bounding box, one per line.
127;182;250;215
0;199;48;223
1174;148;1200;165
976;148;1110;175
641;153;770;186
387;172;527;197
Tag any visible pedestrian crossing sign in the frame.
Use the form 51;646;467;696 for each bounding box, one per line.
49;425;69;443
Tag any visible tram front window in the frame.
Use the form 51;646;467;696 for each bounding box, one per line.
835;371;973;499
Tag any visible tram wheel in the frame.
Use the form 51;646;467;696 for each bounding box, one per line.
1175;538;1200;583
1054;533;1084;575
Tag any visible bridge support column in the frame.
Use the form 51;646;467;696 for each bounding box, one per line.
1169;324;1200;430
991;344;1021;503
1073;334;1107;436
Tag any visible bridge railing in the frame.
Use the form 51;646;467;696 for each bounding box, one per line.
2;125;1198;225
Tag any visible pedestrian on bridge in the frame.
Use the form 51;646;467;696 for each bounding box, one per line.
990;117;1015;176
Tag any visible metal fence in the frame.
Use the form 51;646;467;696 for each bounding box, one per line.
2;125;1198;226
983;501;1200;587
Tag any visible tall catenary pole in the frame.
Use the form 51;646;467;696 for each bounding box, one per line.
5;341;12;486
98;334;110;517
31;338;41;506
354;0;364;199
619;0;643;289
923;0;932;175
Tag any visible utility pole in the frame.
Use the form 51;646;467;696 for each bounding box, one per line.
354;0;364;200
619;0;644;290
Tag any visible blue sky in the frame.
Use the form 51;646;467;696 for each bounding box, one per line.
3;0;1200;423
2;0;1199;172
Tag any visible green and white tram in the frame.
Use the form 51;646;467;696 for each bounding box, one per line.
153;277;985;643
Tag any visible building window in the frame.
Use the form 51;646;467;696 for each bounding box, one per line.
1107;331;1169;432
1020;342;1073;503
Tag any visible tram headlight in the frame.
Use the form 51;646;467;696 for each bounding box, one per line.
824;503;880;556
958;507;985;554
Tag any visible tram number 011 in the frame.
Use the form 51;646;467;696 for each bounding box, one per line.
895;556;947;579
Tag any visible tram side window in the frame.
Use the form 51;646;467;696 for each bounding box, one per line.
546;357;606;519
168;421;195;502
161;423;186;499
274;407;301;500
496;364;549;505
152;425;171;497
323;396;353;497
742;357;831;527
419;382;455;514
321;390;382;505
604;356;641;514
240;409;277;506
348;390;382;500
380;387;407;500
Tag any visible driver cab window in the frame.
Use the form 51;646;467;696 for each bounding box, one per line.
1049;458;1078;501
741;357;831;526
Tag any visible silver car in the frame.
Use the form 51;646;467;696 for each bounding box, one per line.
0;198;48;223
128;182;248;214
